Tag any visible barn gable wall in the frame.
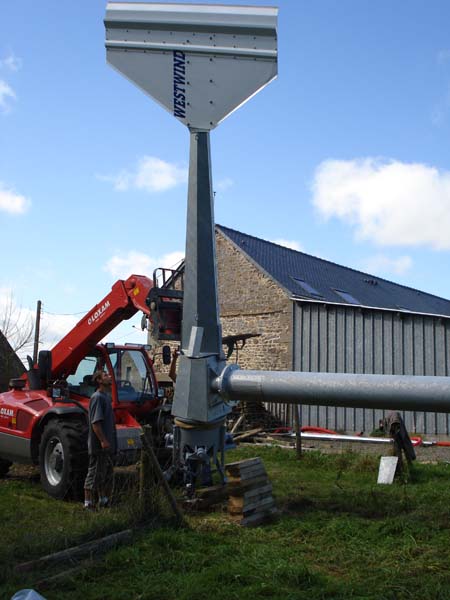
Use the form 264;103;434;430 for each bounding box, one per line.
216;230;292;372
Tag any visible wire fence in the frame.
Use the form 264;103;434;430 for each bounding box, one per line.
0;433;185;587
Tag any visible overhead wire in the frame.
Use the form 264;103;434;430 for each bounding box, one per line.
42;309;90;316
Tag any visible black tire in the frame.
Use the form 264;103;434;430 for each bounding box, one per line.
39;419;88;500
0;458;12;477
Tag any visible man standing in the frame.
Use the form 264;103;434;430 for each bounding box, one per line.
84;370;117;509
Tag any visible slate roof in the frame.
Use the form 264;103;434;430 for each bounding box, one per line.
217;224;450;318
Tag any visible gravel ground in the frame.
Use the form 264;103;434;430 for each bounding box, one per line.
293;439;450;464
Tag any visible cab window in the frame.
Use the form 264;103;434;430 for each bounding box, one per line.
66;353;101;397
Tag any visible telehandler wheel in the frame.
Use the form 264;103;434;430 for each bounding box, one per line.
0;458;12;477
39;419;88;500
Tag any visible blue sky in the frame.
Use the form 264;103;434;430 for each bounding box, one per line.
1;0;450;360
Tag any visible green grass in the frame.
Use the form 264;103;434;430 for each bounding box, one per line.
0;468;172;585
3;447;450;599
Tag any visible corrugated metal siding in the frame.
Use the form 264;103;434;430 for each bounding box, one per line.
267;302;450;435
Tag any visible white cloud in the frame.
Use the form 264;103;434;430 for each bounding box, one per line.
99;156;188;193
98;170;131;191
312;158;450;250
0;287;32;326
0;79;16;113
431;106;444;126
0;183;30;214
431;85;450;126
432;51;450;124
135;157;187;192
437;49;450;65
215;177;234;193
0;288;33;363
0;286;80;360
104;249;184;280
0;52;22;72
41;313;79;350
272;238;303;251
62;284;77;296
362;254;413;277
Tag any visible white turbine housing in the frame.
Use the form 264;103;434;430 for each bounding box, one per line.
104;2;278;131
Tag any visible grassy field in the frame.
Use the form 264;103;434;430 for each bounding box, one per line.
2;446;450;599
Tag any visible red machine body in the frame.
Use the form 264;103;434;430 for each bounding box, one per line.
0;274;181;498
50;274;153;380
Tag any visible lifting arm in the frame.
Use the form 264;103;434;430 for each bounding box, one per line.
49;275;153;379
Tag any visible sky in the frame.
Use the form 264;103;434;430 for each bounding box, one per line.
1;0;450;362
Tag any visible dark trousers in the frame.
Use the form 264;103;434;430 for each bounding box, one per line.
84;450;114;496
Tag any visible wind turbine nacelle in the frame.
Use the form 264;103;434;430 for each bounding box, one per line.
105;2;278;131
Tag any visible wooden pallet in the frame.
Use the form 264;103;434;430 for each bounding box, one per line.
225;457;278;526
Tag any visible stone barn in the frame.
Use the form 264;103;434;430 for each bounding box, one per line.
153;224;450;436
215;225;450;435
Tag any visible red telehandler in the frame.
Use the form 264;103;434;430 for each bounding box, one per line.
0;272;182;499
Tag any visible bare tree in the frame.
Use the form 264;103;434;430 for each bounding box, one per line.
0;292;35;358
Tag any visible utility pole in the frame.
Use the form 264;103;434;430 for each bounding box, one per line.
33;300;42;364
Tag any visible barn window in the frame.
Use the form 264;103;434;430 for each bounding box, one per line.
291;277;323;297
333;289;360;304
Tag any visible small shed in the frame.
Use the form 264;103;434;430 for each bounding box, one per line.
0;331;26;392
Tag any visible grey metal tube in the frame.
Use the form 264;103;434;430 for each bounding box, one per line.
213;367;450;413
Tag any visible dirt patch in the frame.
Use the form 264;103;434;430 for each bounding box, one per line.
300;440;450;463
8;463;40;480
